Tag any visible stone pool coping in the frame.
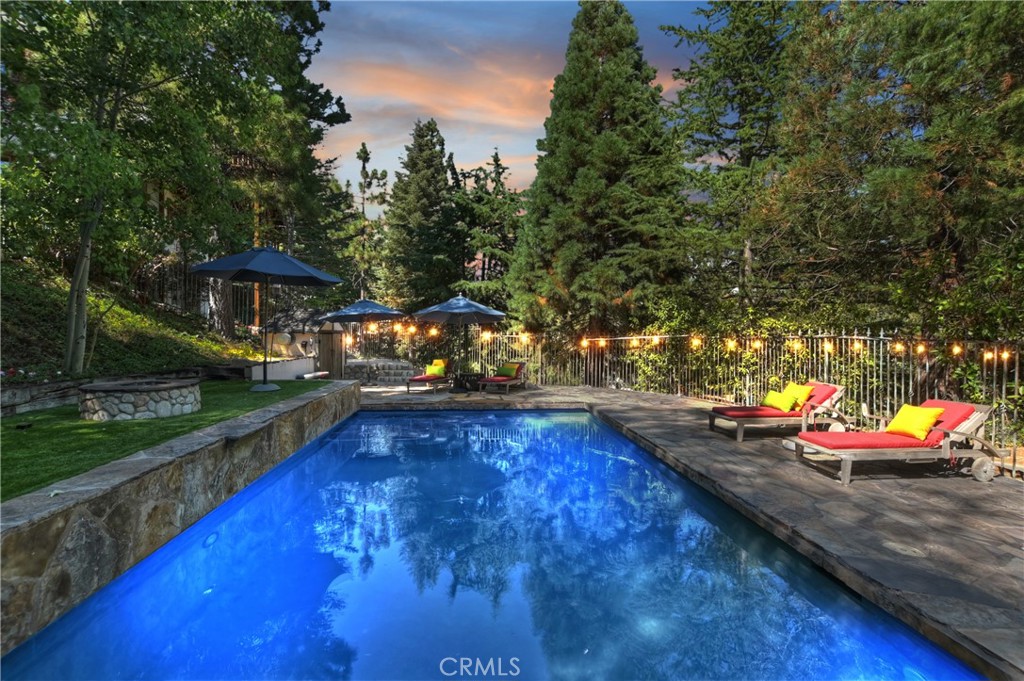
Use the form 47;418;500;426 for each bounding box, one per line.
0;380;361;655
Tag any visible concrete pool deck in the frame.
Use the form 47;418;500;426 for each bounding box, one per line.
363;384;1024;680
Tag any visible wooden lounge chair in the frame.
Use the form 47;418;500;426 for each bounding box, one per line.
708;381;848;442
789;399;1002;486
406;359;452;393
478;361;527;394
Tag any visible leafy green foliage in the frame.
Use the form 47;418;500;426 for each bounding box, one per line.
0;261;258;380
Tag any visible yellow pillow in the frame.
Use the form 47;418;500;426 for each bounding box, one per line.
884;405;945;440
761;390;798;412
432;359;447;367
782;382;815;409
425;364;446;377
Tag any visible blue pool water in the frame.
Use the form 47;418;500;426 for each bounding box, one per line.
4;410;978;680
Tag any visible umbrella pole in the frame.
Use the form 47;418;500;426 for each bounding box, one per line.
252;275;280;392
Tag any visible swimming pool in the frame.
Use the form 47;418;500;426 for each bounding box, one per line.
3;410;978;680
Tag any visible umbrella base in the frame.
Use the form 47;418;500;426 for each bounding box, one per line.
250;383;281;392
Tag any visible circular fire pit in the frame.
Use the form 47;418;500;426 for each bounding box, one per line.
78;379;202;421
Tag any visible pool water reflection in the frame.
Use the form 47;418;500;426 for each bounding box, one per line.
3;410;978;680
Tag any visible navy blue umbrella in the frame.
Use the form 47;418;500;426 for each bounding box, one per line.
412;294;505;326
320;299;405;324
191;247;341;391
413;294;505;379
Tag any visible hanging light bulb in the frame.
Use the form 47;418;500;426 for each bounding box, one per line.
893;341;905;353
598;338;607;348
791;339;802;351
344;334;353;347
519;332;530;344
368;322;379;333
651;336;661;346
581;338;589;348
690;336;702;349
629;338;640;348
394;323;404;334
752;339;763;350
983;350;995;361
852;340;863;352
482;330;493;342
915;343;926;355
406;325;417;336
951;344;963;356
1001;350;1011;361
823;341;834;354
726;339;737;351
428;327;439;337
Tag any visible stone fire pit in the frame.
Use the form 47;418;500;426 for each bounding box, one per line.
78;378;202;421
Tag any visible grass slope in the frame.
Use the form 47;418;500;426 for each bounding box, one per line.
0;380;329;501
1;260;258;380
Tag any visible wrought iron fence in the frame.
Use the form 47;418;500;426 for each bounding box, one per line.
345;327;1021;449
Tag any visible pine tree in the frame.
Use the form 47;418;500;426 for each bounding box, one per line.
662;1;789;324
508;0;680;339
376;119;466;312
456;151;523;311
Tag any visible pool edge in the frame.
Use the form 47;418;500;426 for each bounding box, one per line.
0;380;360;655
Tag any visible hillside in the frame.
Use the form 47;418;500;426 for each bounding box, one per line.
1;260;259;382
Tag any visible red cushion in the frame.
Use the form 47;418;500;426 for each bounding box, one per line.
919;399;975;446
805;382;838;409
799;430;928;450
479;376;516;384
408;374;446;383
711;405;802;419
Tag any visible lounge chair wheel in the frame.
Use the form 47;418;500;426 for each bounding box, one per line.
971;456;995;483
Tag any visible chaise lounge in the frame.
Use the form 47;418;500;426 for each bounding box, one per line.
789;399;1001;485
478;361;527;394
406;359;452;393
708;381;848;442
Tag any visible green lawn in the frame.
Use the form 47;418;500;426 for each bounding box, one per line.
0;380;329;501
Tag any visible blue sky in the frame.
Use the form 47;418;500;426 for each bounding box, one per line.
308;1;705;196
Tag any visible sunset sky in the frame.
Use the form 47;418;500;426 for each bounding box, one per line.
308;1;706;198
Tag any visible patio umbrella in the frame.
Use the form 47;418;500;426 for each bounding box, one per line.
320;299;406;378
412;294;505;380
191;247;341;392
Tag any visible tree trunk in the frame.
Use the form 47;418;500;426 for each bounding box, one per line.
63;197;103;375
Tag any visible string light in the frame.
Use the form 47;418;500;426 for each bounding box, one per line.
406;325;417;336
751;339;763;350
519;332;530;344
367;322;379;333
581;338;589;348
725;339;737;351
428;327;439;337
791;339;802;351
482;330;493;342
951;344;963;356
690;337;702;349
598;338;607;348
823;341;834;354
984;350;995;361
651;336;661;346
893;341;905;353
852;340;863;352
394;323;404;334
915;343;926;355
343;334;353;347
1001;350;1011;361
630;338;640;348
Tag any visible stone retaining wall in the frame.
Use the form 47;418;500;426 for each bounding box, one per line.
79;380;202;421
0;380;360;655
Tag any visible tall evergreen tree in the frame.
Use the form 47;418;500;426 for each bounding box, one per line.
376;119;466;312
508;0;680;339
662;1;789;325
456;151;523;311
